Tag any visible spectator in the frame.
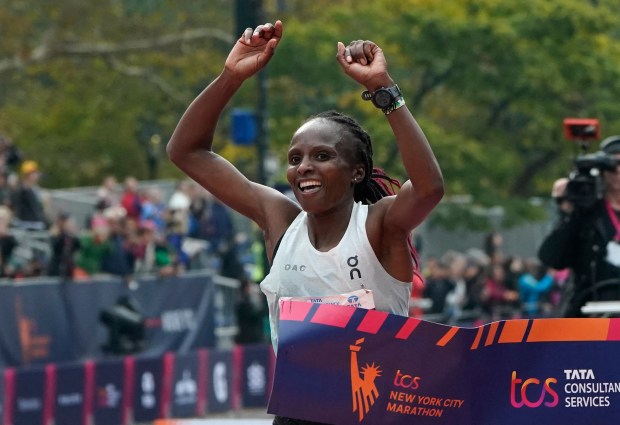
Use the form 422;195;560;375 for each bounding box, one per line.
0;134;22;176
484;231;504;264
235;279;268;345
96;175;120;209
120;176;142;223
518;257;555;318
538;136;620;316
422;259;453;321
87;199;110;231
442;251;469;323
132;220;176;278
0;206;17;278
189;188;234;247
75;224;112;277
480;263;519;322
0;171;12;208
189;187;235;271
218;234;245;280
461;255;486;318
139;187;167;234
11;160;49;230
168;179;192;235
503;255;525;313
165;218;190;272
100;206;135;284
47;213;81;280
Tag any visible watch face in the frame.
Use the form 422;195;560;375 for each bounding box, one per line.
373;90;393;108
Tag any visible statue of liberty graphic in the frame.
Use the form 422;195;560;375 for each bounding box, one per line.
350;337;382;422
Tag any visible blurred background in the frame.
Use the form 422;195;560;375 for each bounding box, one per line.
2;0;620;423
3;0;620;227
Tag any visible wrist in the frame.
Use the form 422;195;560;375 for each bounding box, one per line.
220;67;245;87
363;74;394;92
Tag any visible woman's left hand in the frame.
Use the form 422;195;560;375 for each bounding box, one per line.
336;40;392;90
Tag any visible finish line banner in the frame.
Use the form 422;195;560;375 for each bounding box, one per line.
268;301;620;425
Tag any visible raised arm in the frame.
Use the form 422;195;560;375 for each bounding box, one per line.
336;40;444;233
167;21;299;246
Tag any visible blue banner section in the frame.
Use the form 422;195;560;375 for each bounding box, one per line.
241;344;271;408
0;274;216;367
132;355;165;423
0;345;272;425
170;352;200;418
207;349;233;414
12;366;45;425
269;301;620;425
0;369;6;425
92;358;126;425
54;363;87;425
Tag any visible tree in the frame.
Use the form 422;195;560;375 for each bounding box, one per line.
3;0;620;230
266;0;620;228
0;0;238;186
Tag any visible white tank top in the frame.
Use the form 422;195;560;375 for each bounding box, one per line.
260;201;412;350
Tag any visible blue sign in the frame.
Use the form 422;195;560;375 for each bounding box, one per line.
12;366;46;425
132;355;165;423
170;351;201;418
206;349;233;413
92;358;126;425
240;344;272;408
54;362;88;425
231;109;257;145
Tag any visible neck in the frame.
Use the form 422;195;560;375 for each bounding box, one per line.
306;201;354;251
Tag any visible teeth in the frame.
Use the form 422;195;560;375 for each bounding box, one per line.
300;180;321;189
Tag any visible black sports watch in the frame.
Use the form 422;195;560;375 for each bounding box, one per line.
361;84;402;109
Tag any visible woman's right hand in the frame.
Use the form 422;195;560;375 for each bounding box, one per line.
224;20;283;82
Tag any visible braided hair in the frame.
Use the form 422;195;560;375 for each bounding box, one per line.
308;110;420;271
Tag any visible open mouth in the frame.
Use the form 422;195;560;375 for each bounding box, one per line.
299;179;322;193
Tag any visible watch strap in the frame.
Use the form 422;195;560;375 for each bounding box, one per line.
382;97;406;115
361;84;402;108
383;84;402;100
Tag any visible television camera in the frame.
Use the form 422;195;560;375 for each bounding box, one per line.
563;118;618;210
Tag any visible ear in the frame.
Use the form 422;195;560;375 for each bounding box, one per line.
351;166;365;184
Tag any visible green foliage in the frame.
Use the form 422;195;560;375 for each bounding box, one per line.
3;0;620;230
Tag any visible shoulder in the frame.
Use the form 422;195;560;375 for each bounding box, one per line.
365;198;409;249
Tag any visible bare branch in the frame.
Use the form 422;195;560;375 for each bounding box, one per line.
63;28;235;55
0;28;236;74
105;57;190;105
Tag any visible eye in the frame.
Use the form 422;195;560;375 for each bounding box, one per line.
315;152;330;161
288;154;301;165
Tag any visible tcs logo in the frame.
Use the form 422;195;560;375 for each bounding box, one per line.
510;371;558;408
394;369;421;390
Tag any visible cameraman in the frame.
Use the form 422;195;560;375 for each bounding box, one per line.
538;135;620;317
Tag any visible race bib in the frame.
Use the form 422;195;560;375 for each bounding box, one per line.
279;288;375;309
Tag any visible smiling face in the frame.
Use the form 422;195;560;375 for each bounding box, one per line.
286;118;364;214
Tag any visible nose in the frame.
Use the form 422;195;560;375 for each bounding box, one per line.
296;156;314;174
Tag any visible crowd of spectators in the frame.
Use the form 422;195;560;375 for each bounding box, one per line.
0;134;253;287
416;232;567;325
